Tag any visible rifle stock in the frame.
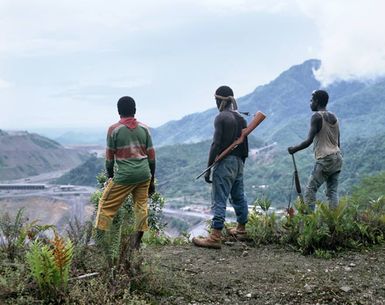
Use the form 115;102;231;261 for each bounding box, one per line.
196;111;266;180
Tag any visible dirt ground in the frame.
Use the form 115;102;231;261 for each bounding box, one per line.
144;242;385;305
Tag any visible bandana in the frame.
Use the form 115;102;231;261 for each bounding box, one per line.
119;117;138;129
214;95;238;112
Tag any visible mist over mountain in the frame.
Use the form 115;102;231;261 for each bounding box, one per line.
152;59;377;147
36;58;385;206
46;58;382;149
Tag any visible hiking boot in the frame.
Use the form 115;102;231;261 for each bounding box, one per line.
226;223;248;241
192;229;222;249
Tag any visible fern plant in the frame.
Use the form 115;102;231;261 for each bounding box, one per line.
247;197;281;244
51;233;74;287
0;208;54;261
0;208;25;260
26;240;56;295
26;233;73;298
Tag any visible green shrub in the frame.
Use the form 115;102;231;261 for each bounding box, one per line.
247;196;385;255
0;208;54;261
247;197;281;245
26;233;73;299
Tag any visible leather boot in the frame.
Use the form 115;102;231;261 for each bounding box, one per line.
226;223;247;240
192;229;222;249
133;231;144;250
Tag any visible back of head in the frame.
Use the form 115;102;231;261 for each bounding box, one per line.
117;96;136;117
215;85;234;99
312;90;329;107
215;85;237;111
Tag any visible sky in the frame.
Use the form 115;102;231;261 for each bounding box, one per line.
1;0;385;131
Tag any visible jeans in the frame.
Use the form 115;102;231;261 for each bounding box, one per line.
304;152;343;210
211;155;248;230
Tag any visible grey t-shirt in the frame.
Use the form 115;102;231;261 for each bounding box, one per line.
313;111;340;159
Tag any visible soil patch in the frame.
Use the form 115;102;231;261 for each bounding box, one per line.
144;243;385;305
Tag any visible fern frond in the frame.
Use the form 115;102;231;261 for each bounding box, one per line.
26;240;56;293
51;233;73;287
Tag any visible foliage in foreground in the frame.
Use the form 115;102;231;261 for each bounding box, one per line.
26;234;73;299
0;170;176;304
247;195;385;256
2;170;385;303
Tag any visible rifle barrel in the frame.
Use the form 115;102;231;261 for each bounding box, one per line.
195;163;216;180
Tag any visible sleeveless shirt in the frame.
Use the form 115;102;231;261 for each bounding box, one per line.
313;111;340;159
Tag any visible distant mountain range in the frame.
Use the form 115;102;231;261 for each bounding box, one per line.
0;130;89;181
152;59;383;147
47;59;384;149
4;58;385;207
51;59;385;207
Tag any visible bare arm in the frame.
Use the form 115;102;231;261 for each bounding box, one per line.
288;113;322;154
207;116;223;166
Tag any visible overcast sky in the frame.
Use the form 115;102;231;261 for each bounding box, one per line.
1;0;384;131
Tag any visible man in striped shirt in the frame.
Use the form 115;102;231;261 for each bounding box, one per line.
95;96;156;249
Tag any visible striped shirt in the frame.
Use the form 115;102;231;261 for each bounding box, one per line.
105;117;155;185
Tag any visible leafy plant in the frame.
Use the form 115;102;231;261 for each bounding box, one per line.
0;208;54;261
254;197;271;214
26;233;73;299
51;233;74;287
246;197;281;244
0;208;26;261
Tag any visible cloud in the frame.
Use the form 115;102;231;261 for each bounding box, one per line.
0;78;12;89
0;0;294;56
50;78;151;100
297;0;385;85
196;0;292;14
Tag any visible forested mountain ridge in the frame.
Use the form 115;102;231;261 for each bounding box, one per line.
57;130;385;207
152;59;378;147
53;59;385;206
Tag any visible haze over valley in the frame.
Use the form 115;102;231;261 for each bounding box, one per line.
2;59;385;236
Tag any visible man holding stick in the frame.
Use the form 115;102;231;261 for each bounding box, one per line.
193;85;250;249
288;90;342;211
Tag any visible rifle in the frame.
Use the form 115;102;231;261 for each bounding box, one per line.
196;111;266;180
291;154;304;204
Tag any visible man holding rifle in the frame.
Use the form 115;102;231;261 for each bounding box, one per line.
288;90;343;211
193;85;249;249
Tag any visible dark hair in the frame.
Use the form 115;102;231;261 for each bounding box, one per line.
312;90;329;107
117;96;136;117
215;85;234;98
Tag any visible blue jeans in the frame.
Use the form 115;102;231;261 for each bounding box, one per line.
211;155;248;230
304;152;343;210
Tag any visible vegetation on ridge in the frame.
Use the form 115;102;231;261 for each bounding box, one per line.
1;171;385;303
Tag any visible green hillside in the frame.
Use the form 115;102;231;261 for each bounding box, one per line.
152;59;372;147
154;132;385;207
53;59;385;208
57;131;385;209
54;155;104;187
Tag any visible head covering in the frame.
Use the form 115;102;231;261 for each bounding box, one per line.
119;117;138;129
215;85;238;111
